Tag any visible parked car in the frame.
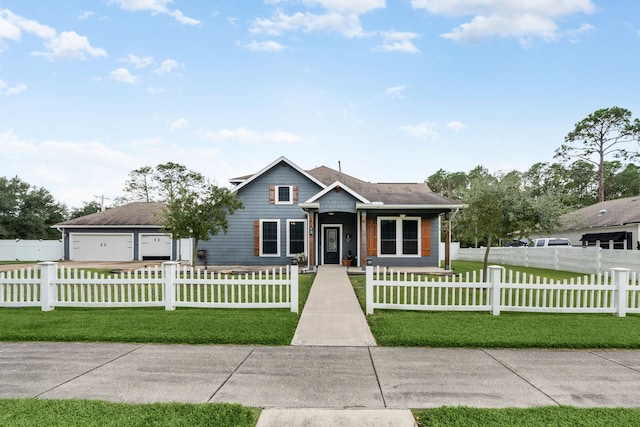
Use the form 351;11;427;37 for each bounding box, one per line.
531;238;572;247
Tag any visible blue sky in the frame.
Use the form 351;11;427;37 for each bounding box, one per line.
1;0;639;207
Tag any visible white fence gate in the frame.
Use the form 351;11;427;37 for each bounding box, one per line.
0;262;298;313
366;265;640;317
0;240;62;261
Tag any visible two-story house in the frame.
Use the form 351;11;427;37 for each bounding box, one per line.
198;156;464;268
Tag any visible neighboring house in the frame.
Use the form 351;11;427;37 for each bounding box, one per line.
54;202;187;262
550;196;640;250
198;156;464;267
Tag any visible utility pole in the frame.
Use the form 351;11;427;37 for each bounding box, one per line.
94;194;111;211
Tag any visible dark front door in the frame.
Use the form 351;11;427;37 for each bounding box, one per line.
324;227;340;264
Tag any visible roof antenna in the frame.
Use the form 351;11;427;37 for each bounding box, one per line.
338;161;342;173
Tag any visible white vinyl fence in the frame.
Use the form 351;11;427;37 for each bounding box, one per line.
457;246;640;275
365;265;640;317
0;240;62;261
0;262;298;313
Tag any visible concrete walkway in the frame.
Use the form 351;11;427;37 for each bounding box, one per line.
292;265;376;346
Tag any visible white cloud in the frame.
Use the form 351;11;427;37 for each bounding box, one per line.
447;121;467;132
33;31;107;60
251;12;366;38
1;9;105;59
302;0;385;14
245;40;286;52
169;118;189;131
78;11;95;20
197;127;305;144
109;67;140;85
374;31;420;53
384;85;405;98
153;59;180;75
147;86;164;95
566;23;595;43
121;54;154;68
110;0;201;26
411;0;595;44
399;122;439;139
0;79;27;95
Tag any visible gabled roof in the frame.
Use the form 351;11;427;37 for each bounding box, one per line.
231;156;326;192
307;165;462;207
303;181;371;205
563;196;640;229
56;202;167;227
229;158;464;209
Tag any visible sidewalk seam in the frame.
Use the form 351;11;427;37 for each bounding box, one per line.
207;347;256;402
368;346;387;408
590;351;640;374
481;349;561;406
35;344;145;398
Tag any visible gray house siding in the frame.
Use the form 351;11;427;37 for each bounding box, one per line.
198;162;323;265
317;189;358;214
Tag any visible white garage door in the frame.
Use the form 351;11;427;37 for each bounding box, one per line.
70;233;133;261
140;234;172;260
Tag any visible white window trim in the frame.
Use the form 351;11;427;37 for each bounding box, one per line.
286;219;307;257
260;219;280;257
377;216;421;258
275;185;293;204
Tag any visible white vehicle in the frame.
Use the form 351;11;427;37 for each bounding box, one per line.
531;238;572;247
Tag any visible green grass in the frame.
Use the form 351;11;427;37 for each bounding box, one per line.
351;262;640;348
0;399;259;427
0;274;313;345
413;406;640;427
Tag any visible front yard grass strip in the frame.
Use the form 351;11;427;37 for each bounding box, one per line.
0;274;313;346
351;262;640;348
0;399;259;427
413;406;640;427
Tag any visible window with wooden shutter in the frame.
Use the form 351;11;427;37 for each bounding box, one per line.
367;217;377;256
421;218;431;257
269;186;276;204
254;220;260;256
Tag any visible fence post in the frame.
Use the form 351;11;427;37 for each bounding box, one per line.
163;262;178;311
488;265;504;316
290;265;299;313
365;265;374;315
611;268;629;317
39;261;57;311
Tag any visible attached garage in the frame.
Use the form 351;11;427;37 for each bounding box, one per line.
70;233;134;261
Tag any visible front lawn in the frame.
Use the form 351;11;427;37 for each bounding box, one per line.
0;274;313;346
351;261;640;348
0;399;258;427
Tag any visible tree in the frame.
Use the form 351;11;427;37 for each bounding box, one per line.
426;169;468;199
69;201;103;219
555;107;640;202
122;166;157;202
0;176;67;239
123;163;244;263
456;171;565;278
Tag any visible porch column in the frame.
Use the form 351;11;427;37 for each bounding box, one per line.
444;211;451;270
360;211;367;268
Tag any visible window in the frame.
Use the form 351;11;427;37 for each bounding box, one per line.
260;220;280;256
287;220;306;256
276;186;292;204
380;219;397;255
378;217;420;256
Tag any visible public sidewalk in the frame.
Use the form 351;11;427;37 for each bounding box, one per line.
291;265;376;346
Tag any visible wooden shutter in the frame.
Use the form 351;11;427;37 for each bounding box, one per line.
269;185;276;203
367;217;377;256
421;218;431;257
254;220;260;256
293;185;299;202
